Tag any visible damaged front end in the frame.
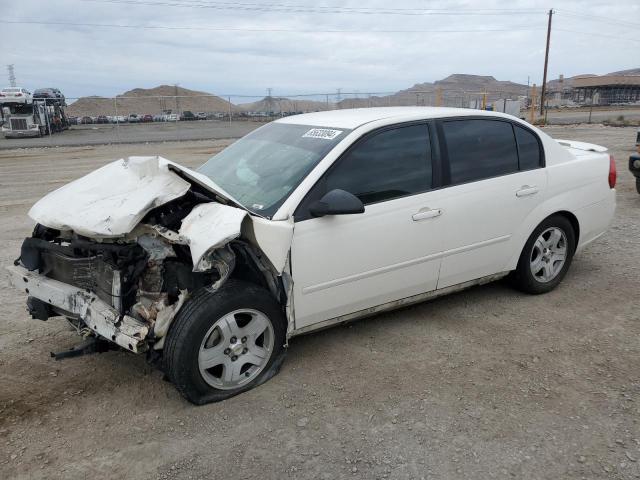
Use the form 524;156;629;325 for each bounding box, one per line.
8;156;293;360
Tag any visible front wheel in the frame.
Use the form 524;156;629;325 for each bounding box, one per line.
163;280;287;404
511;215;576;294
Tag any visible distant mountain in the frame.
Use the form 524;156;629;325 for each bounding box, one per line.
607;68;640;76
66;70;639;117
339;74;529;109
236;96;329;113
67;85;232;116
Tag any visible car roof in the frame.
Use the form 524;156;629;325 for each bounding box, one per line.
274;106;517;129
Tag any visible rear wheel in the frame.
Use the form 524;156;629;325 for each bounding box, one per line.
511;215;576;294
163;280;287;404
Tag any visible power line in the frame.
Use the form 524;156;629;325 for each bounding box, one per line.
7;65;16;87
0;19;544;34
553;27;640;44
555;9;640;29
81;0;547;16
5;19;639;42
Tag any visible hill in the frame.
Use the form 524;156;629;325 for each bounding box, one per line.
236;96;329;113
67;85;233;116
338;74;529;109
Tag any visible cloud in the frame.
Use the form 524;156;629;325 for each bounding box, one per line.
3;0;638;98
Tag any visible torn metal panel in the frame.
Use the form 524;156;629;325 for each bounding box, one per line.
242;216;294;273
7;264;148;352
137;234;176;260
178;203;247;272
29;156;191;238
152;290;189;349
208;245;236;290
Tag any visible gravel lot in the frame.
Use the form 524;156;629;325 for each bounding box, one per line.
0;120;259;149
0;125;639;480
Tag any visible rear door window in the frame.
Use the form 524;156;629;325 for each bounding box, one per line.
442;119;519;184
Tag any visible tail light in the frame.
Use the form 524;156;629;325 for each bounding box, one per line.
16;93;22;97
608;154;617;189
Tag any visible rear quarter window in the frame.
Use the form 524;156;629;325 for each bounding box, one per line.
514;125;543;170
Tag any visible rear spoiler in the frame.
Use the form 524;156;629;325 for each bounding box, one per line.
555;139;608;153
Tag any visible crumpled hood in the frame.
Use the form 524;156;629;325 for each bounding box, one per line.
28;156;237;238
28;155;293;274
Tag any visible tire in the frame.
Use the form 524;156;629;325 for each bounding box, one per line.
511;215;576;294
163;280;287;404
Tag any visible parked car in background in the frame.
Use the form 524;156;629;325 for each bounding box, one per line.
629;128;640;194
196;112;207;120
153;114;164;122
166;113;179;122
181;111;197;121
80;116;93;124
140;114;153;123
33;88;66;106
96;115;109;124
7;107;617;404
0;87;33;104
128;114;140;123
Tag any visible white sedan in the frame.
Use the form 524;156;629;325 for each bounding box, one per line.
0;87;32;104
8;107;616;404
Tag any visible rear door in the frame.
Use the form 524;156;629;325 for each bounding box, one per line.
435;118;548;289
290;122;445;329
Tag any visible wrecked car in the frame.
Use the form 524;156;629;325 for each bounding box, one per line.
8;107;616;404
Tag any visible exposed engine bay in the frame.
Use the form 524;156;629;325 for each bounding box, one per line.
9;156;293;358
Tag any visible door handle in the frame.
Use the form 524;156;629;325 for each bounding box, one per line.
412;208;442;221
516;185;539;197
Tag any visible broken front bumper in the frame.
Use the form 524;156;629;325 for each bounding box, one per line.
7;264;149;353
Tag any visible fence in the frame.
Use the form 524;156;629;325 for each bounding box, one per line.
1;89;638;148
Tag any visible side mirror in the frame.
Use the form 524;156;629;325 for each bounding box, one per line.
309;189;365;218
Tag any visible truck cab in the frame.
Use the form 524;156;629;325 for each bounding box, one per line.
1;99;70;138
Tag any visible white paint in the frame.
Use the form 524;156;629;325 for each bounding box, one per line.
555;139;608;153
13;108;617;348
7;264;148;353
178;203;247;271
285;108;615;333
29;156;191;237
291;191;442;328
242;216;294;273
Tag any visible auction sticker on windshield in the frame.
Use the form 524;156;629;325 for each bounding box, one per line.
302;128;343;140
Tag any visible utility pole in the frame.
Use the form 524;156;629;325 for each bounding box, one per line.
174;84;180;115
7;65;16;87
540;9;553;116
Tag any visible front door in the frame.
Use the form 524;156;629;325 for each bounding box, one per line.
290;123;444;329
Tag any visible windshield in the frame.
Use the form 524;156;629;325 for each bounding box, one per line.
197;122;350;217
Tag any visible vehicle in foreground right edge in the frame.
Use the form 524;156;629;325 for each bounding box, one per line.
7;107;616;404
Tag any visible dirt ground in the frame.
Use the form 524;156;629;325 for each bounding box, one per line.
0;125;639;480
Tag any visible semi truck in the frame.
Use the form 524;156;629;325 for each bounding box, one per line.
1;98;69;138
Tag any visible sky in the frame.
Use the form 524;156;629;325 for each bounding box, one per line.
2;0;639;101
